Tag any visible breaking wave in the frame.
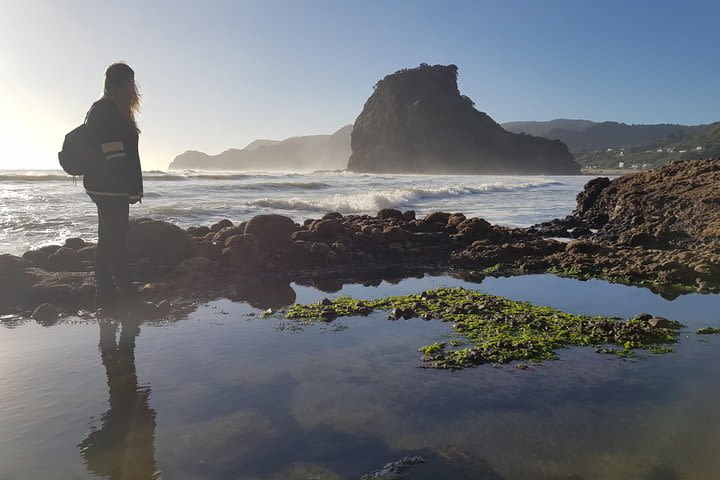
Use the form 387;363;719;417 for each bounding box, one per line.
247;180;563;213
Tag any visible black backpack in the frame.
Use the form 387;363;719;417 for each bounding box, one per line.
58;117;97;176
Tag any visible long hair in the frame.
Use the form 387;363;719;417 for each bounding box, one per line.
103;62;141;132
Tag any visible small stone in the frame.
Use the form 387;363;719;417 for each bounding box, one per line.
389;307;403;320
319;298;332;306
64;237;86;251
648;316;673;328
633;313;653;321
32;303;58;324
156;300;172;316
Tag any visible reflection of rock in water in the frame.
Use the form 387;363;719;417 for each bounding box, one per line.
79;320;158;480
231;279;297;309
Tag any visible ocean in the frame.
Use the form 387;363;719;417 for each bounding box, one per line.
0;169;590;256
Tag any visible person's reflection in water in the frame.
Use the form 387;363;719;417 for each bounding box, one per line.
79;319;159;480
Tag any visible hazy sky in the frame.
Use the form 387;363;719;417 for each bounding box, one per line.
1;0;719;170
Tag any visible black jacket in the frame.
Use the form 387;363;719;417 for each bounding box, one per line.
83;98;143;201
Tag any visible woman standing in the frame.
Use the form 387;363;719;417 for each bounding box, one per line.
84;62;143;307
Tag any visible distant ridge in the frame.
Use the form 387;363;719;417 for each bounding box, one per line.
502;119;711;152
169;125;352;171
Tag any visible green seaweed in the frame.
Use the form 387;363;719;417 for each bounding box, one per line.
285;287;683;369
697;327;720;335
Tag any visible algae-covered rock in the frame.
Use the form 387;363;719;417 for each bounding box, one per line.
286;287;682;369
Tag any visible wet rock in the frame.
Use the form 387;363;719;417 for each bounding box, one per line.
424;211;451;225
22;249;48;267
574;176;611;215
214;225;247;245
225;234;260;255
47;247;83;272
64;237;86;250
210;219;233;232
141;282;171;300
314;219;344;239
187;225;211;237
32;303;58;324
377;208;404;221
389;307;404;320
648;316;673;328
319;298;332;306
383;226;410;244
156;300;172;316
310;242;331;254
697;327;720;335
361;456;424;480
127;218;194;264
0;254;34;311
76;246;96;262
27;269;93;306
222;235;260;269
571;226;592;238
633;313;653;322
322;212;343;220
403;210;416;221
291;230;316;242
447;213;466;228
244;214;296;252
456;217;491;239
565;240;604;254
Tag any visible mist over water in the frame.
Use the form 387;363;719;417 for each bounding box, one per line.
0;169;589;255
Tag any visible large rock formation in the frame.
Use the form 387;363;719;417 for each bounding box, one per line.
169;125;352;171
565;158;720;247
348;64;580;174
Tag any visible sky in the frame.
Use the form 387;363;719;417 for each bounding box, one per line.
1;0;719;170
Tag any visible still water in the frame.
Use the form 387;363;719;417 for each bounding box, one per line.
1;274;719;480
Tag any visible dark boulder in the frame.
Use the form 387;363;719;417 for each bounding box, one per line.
291;230;316;242
32;303;58;325
314;219;344;239
211;219;233;232
244;214;296;252
0;254;33;311
77;246;96;262
47;247;83;272
377;208;404;221
64;237;86;251
424;212;452;225
127;218;194;264
187;225;211;237
214;225;248;245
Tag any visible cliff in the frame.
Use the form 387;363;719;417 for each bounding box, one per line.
169;125;352;171
348;64;580;174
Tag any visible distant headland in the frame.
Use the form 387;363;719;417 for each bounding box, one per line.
169;63;718;174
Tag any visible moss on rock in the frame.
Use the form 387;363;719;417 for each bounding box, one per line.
286;287;683;369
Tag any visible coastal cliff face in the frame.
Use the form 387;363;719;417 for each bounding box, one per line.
169;125;352;171
348;64;580;174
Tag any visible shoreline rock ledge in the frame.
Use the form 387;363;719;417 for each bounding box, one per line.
348;63;580;174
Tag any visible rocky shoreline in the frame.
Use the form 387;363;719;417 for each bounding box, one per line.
2;159;719;323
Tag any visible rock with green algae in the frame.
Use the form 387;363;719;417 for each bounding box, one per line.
697;327;720;335
285;287;683;370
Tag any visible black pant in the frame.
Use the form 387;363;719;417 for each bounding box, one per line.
91;195;130;296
